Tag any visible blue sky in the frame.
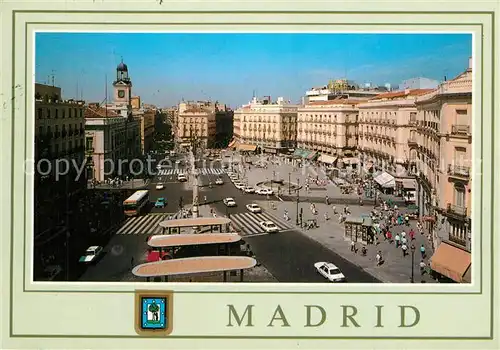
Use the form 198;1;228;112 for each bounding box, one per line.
35;33;472;108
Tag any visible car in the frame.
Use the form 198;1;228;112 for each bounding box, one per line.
79;246;103;264
215;178;224;185
314;262;346;282
246;203;262;213
256;188;274;195
223;197;237;207
259;220;279;233
155;197;166;208
175;160;181;164
235;183;246;190
244;186;255;193
155;183;164;190
177;174;187;182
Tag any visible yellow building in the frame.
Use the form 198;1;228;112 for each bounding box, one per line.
233;96;298;153
413;59;472;254
296;99;360;165
175;101;216;149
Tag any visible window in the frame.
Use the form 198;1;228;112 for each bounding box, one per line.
454;184;466;208
38;126;43;136
455;109;468;125
47;108;51;118
62;108;66;118
410;112;417;123
37;108;43;119
454;147;467;166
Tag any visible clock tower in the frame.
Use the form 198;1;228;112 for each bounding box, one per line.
113;59;132;105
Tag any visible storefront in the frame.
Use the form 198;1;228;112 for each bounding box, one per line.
317;154;337;167
395;178;417;197
341;157;359;169
429;241;471;283
344;217;374;245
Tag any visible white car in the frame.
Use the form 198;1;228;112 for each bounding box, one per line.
223;197;237;207
79;246;103;264
235;183;246;190
155;183;164;190
259;221;279;233
246;203;262;213
256;188;274;195
215;178;224;185
314;262;346;282
244;186;255;193
177;174;187;182
175;160;181;164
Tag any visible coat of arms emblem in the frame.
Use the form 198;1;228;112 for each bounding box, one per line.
135;291;173;336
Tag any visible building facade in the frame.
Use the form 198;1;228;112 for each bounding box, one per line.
413;60;472;252
139;109;156;154
357;89;432;190
35;84;87;235
399;77;440;90
233;96;298;153
85;61;141;181
174;101;216;149
296;99;360;163
215;102;234;148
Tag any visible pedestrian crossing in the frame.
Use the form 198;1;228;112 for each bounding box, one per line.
114;213;176;235
157;168;226;176
229;211;294;236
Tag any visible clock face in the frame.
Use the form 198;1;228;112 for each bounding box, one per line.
118;90;125;98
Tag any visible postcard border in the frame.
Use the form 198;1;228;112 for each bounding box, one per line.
6;9;495;341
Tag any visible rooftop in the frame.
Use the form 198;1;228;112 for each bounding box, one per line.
84;105;120;118
370;88;434;100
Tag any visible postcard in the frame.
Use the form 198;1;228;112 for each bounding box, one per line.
0;0;497;349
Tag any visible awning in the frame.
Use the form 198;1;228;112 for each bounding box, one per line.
180;142;191;147
430;242;471;283
237;143;257;152
374;172;395;187
401;178;417;189
342;157;360;165
318;154;337;164
307;151;319;160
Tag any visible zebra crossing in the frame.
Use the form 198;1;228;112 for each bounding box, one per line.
229;211;294;236
157;168;226;176
114;213;175;235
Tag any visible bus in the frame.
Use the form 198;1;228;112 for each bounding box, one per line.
123;190;150;216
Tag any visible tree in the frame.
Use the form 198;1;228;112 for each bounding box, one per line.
148;301;160;321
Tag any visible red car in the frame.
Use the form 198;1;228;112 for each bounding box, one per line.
147;250;171;262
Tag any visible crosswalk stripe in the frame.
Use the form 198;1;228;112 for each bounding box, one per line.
232;213;263;234
121;215;152;234
115;217;137;234
140;214;165;234
229;211;293;235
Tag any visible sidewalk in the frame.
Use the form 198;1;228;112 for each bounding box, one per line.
254;198;435;283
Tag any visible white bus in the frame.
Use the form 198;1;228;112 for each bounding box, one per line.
123;190;150;216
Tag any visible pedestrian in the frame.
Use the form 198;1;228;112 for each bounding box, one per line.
401;236;407;246
395;233;400;247
419;260;426;275
409;229;415;241
332;205;337;214
420;244;426;258
386;231;393;242
402;243;408;257
401;231;406;239
405;214;409;226
350;241;356;252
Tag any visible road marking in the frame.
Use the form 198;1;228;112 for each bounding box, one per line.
229;211;294;236
114;213;174;235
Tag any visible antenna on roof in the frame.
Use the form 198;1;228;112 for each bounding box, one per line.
51;70;56;87
76;81;79;100
105;74;108;118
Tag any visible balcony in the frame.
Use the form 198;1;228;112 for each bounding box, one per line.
451;124;470;135
447;203;467;217
448;165;470;179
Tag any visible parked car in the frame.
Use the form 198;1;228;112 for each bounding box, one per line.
259;220;279;233
215;178;224;185
223;197;237;207
155;183;164;190
246;203;262;213
155;197;166;208
79;246;103;264
256;188;274;195
314;262;346;282
235;183;246;190
244;186;255;193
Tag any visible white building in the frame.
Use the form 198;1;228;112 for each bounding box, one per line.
399;77;440;90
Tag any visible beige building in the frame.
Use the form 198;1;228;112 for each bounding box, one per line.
233;96;298;153
131;96;141;110
139;109;156;154
357;89;432;191
296;99;360;165
174;101;216;149
413;59;472;256
34;83;86;235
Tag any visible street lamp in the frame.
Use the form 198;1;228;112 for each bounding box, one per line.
410;244;416;283
296;178;300;226
288;172;291;194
